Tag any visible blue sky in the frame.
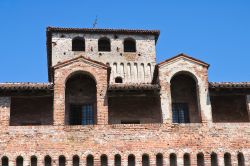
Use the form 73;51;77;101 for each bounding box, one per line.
0;0;249;82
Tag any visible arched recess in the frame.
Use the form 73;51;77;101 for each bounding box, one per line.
183;153;191;166
73;155;80;166
211;152;218;166
16;156;23;166
31;156;37;166
124;38;136;52
98;37;111;52
2;156;9;166
169;153;177;166
114;154;121;166
142;154;150;166
86;155;94;166
237;152;245;166
65;72;97;125
170;72;201;123
128;154;135;166
156;153;163;166
44;155;52;166
72;37;85;51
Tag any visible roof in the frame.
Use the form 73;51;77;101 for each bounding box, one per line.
52;55;108;69
209;82;250;89
46;27;160;82
158;53;210;67
108;83;161;91
0;83;53;91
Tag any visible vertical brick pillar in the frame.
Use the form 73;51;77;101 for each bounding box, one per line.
0;97;11;127
163;153;169;166
190;153;196;166
246;95;250;121
23;156;30;166
198;81;213;123
204;152;211;166
218;153;224;166
96;84;108;125
159;81;172;124
231;153;237;166
177;153;183;166
150;154;156;166
53;80;65;126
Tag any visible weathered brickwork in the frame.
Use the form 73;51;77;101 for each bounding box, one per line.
0;27;249;166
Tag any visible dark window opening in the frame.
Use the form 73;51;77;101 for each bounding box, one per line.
73;155;80;166
59;156;66;166
238;153;245;166
69;104;94;125
114;154;121;166
170;153;177;166
197;153;204;166
98;37;111;51
211;153;218;166
172;103;190;123
156;153;163;166
142;154;149;166
224;153;232;166
128;154;135;166
124;38;136;52
16;156;23;166
44;156;52;166
72;37;85;51
101;155;108;166
121;120;140;124
2;156;9;166
184;153;190;166
87;155;94;166
115;77;123;83
31;156;37;166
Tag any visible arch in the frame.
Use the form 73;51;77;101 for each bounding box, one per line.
237;152;245;166
169;153;177;166
44;155;52;166
142;154;149;166
197;153;204;166
59;155;66;166
115;77;123;83
224;153;232;166
100;154;108;166
2;156;9;166
65;72;97;125
72;37;85;51
31;156;37;166
140;63;145;82
134;63;138;81
98;37;111;51
86;154;94;166
147;63;152;81
128;154;135;166
156;153;163;166
114;154;121;166
211;152;218;166
16;156;23;166
124;38;136;52
170;72;201;123
73;155;80;166
183;153;191;166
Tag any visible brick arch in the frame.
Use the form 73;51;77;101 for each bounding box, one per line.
64;70;97;85
168;70;200;85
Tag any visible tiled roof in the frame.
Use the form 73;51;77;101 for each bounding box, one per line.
209;82;250;88
158;53;210;67
0;83;53;91
47;27;160;38
108;83;160;91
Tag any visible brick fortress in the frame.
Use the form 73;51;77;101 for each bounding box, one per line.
0;27;249;166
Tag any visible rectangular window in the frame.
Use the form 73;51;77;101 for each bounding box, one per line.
70;104;94;125
172;103;190;123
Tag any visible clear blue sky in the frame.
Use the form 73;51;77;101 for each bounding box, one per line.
0;0;249;82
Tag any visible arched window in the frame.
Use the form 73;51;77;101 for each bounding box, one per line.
142;154;149;166
86;155;94;166
44;155;52;166
211;152;218;166
16;156;23;166
98;37;111;52
59;155;66;166
156;153;163;166
72;37;85;51
128;154;135;166
101;155;108;166
171;73;200;123
73;155;80;166
170;153;177;166
31;156;37;166
2;156;9;166
237;152;245;166
114;154;121;166
115;77;123;83
184;153;191;166
224;153;232;166
124;38;136;52
197;153;204;166
65;73;97;125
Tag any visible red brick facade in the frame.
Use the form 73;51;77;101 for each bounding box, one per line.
0;27;249;166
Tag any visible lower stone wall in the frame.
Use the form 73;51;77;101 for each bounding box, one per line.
0;123;249;165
